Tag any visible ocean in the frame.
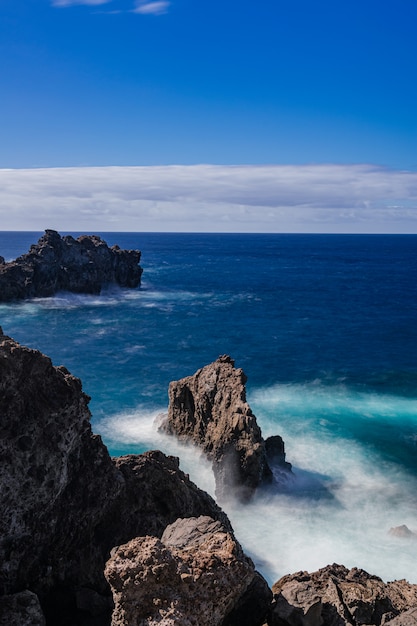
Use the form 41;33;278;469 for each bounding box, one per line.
1;231;417;585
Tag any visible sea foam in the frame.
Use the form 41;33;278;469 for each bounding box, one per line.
99;382;417;586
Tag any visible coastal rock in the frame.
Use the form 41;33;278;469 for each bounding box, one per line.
0;229;142;301
0;329;238;624
159;355;291;501
0;590;46;626
112;451;233;542
105;515;272;626
0;326;123;620
270;563;417;626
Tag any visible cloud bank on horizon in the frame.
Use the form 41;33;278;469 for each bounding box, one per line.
1;164;416;233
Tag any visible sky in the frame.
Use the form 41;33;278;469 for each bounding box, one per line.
0;0;416;232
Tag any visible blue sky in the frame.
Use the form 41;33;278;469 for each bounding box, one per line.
1;0;416;231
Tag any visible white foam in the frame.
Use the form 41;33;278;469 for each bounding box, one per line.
97;383;417;586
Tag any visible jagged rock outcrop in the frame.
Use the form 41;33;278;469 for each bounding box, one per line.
111;452;233;541
105;515;272;626
0;329;239;625
0;229;142;301
270;563;417;626
159;355;291;502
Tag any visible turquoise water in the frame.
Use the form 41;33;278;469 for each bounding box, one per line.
1;232;417;584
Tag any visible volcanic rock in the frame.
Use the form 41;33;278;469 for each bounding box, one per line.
111;451;233;541
270;563;417;626
104;515;272;626
0;590;46;626
159;355;292;501
0;229;142;301
0;329;236;625
0;327;122;601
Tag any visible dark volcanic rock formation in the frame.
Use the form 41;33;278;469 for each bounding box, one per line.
105;515;272;626
270;563;417;626
0;229;142;301
0;329;237;625
0;326;122;600
0;590;46;626
159;355;291;502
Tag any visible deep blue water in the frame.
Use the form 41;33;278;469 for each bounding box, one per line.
1;231;417;584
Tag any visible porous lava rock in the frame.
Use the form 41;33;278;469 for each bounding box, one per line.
0;329;237;625
159;355;292;502
0;229;142;301
0;327;122;601
104;515;272;626
111;452;233;542
270;563;417;626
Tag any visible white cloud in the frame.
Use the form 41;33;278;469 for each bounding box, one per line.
133;1;170;15
52;0;112;6
0;164;416;233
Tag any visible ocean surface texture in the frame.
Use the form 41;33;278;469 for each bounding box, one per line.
1;232;417;585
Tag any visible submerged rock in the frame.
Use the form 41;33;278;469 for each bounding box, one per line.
270;563;417;626
105;515;272;626
0;229;143;301
159;355;291;502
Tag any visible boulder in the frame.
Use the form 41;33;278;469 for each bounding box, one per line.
0;229;142;301
104;515;272;626
159;355;291;502
270;563;417;626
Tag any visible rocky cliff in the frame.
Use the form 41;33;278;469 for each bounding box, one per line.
2;330;417;626
0;329;270;625
159;355;292;502
0;229;142;301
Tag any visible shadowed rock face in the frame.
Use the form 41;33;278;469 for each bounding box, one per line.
159;355;292;502
0;327;122;599
105;515;272;626
0;229;143;301
270;563;417;626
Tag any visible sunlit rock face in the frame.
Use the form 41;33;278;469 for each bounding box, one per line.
270;563;417;626
160;355;292;502
0;229;143;301
105;515;272;626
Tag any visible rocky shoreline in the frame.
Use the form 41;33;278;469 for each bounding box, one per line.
1;232;417;625
2;327;417;625
0;230;142;301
